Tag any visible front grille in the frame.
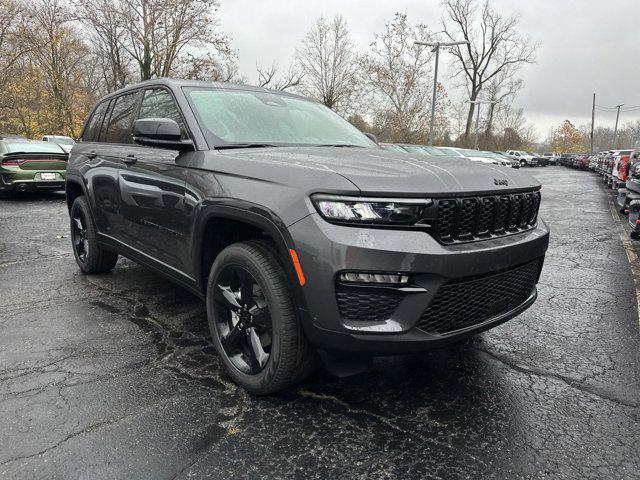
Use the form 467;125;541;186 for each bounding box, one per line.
336;288;403;322
416;258;541;335
434;191;540;243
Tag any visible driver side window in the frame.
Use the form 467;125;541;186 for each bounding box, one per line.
138;89;188;139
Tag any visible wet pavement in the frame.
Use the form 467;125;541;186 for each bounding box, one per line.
0;168;639;479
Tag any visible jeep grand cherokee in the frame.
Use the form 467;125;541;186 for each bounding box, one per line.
65;79;549;394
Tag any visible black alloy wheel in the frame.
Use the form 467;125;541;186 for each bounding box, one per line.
69;196;118;273
71;210;89;263
206;241;316;394
213;264;272;375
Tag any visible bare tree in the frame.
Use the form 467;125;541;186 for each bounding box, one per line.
494;104;537;149
81;0;230;82
23;0;93;136
256;62;303;91
295;15;359;112
73;0;133;92
360;13;434;143
442;0;537;143
174;51;241;83
483;69;523;135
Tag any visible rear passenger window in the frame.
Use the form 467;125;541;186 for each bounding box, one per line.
102;92;139;144
84;101;109;142
138;89;187;138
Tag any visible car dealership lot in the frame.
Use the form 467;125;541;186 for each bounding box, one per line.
1;168;639;479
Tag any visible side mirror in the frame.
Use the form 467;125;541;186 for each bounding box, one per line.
364;132;379;144
133;118;194;151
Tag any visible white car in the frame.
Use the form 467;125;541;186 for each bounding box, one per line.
42;135;75;153
541;152;559;164
506;150;537;167
436;147;503;165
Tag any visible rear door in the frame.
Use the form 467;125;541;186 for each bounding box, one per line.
73;98;121;235
92;91;141;239
116;87;194;275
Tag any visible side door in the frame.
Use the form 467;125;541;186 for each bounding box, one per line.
96;90;142;241
117;87;195;275
74;98;122;236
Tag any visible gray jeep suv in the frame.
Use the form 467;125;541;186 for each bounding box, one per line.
65;79;549;394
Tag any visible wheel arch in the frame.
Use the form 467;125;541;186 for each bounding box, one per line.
65;177;87;212
193;202;309;313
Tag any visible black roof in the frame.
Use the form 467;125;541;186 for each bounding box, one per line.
101;77;308;102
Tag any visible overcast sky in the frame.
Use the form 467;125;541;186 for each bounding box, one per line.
220;0;640;140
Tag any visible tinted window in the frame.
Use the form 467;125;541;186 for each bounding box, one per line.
138;89;187;138
84;101;110;142
103;92;139;144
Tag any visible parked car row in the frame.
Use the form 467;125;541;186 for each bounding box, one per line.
562;147;640;238
379;143;522;168
379;143;560;169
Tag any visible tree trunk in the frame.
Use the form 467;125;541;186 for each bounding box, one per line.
485;102;496;135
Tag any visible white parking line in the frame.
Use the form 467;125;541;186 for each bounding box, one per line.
607;195;640;333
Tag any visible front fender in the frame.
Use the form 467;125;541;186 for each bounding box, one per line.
191;200;311;317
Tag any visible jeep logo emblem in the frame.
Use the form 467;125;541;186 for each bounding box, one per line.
493;178;509;186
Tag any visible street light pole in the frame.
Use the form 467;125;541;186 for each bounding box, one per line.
468;99;498;150
415;40;469;145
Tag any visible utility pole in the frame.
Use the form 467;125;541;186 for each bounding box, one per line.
468;99;498;150
414;39;469;145
590;93;595;153
613;104;624;149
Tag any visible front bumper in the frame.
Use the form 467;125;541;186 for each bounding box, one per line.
290;214;550;354
618;188;628;209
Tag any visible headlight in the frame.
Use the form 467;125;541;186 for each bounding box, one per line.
311;194;431;225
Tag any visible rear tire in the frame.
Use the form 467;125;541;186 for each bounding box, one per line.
206;240;315;395
70;196;118;273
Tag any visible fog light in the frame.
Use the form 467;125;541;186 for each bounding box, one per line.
339;272;409;284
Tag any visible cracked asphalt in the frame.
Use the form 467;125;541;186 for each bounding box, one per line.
1;167;639;479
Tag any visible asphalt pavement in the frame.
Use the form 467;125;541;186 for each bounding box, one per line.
0;167;639;479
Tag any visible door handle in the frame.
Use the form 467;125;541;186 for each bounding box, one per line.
122;154;137;166
85;151;97;160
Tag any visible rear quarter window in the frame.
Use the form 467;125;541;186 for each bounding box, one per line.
83;101;110;142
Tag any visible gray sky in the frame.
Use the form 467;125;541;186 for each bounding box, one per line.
220;0;640;140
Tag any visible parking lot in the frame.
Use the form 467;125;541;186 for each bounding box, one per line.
1;167;639;479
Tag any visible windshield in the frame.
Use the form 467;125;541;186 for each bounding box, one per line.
401;145;445;156
185;88;377;148
436;147;464;157
52;137;75;146
4;141;65;154
420;146;446;156
381;144;406;152
458;148;495;158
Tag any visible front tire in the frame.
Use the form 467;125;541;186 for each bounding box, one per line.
206;241;314;395
70;196;118;273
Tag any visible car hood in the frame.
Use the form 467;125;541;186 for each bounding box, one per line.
218;146;540;196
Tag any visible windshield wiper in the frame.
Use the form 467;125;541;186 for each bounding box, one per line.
315;144;365;148
215;143;280;150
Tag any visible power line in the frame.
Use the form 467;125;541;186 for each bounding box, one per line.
595;104;640;112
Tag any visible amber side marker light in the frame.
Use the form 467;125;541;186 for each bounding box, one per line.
289;249;306;286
